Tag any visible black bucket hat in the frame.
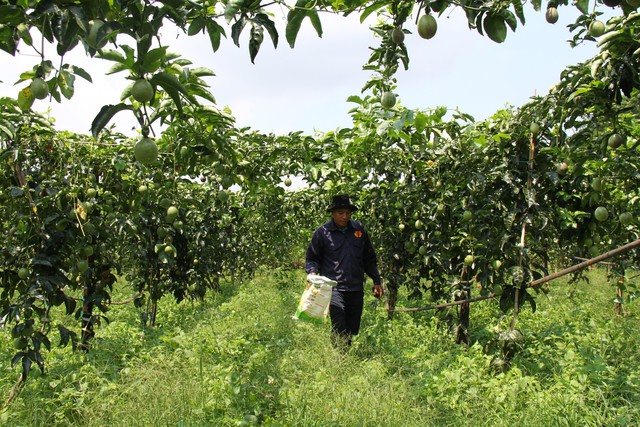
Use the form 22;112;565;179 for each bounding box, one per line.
327;194;358;212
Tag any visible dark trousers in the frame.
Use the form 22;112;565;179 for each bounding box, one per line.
329;289;364;345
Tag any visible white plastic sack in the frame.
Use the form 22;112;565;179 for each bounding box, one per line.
292;275;337;324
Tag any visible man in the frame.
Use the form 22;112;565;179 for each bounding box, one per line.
305;194;383;346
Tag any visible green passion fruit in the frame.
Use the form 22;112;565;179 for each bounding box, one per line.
381;92;397;109
391;27;405;45
131;79;154;103
417;14;437;39
31;78;49;100
134;137;158;165
589;20;605;37
545;7;559;24
594;206;609;222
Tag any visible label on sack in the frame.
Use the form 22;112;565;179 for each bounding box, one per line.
292;275;337;324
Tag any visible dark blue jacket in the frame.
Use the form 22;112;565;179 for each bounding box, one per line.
305;219;382;292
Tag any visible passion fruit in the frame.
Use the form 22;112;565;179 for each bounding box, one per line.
556;162;568;175
381;91;397;109
131;79;154;103
77;259;89;273
134;137;158;165
530;122;541;134
391;27;405;45
594;206;609;222
166;206;179;220
31;78;49;100
619;211;634;225
608;133;625;149
417;14;437;39
82;245;95;257
217;190;230;202
545;7;559;24
589;20;605;37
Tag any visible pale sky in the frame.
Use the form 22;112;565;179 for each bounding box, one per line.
0;5;610;136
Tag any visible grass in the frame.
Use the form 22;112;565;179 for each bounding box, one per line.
1;267;639;426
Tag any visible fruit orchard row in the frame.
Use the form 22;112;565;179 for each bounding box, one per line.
0;101;331;379
3;36;640;373
2;0;640;383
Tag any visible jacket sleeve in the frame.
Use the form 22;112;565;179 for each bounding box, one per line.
362;229;382;285
305;229;322;274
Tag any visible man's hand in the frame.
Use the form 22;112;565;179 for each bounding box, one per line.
372;284;384;299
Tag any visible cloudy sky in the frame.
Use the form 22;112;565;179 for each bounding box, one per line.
0;4;610;136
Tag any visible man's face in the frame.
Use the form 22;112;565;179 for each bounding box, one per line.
332;208;352;228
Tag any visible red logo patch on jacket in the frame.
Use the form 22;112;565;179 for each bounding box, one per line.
354;230;363;238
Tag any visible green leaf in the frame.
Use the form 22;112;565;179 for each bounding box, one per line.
17;87;34;111
140;47;167;74
248;25;264;64
151;72;194;114
0;123;15;139
188;85;216;104
0;24;17;54
0;5;24;25
308;11;323;38
206;20;226;52
98;49;126;63
224;0;242;23
414;112;428;133
70;65;92;82
286;0;311;48
501;10;518;32
106;62;130;75
91;103;133;138
512;0;526;25
189;67;216;77
52;10;79;56
465;8;480;29
359;1;387;23
499;286;515;313
231;16;247;47
188;16;206;36
58;69;75;100
525;292;537;313
58;325;72;347
576;0;589;15
483;14;507;43
253;13;278;48
475;12;485;36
